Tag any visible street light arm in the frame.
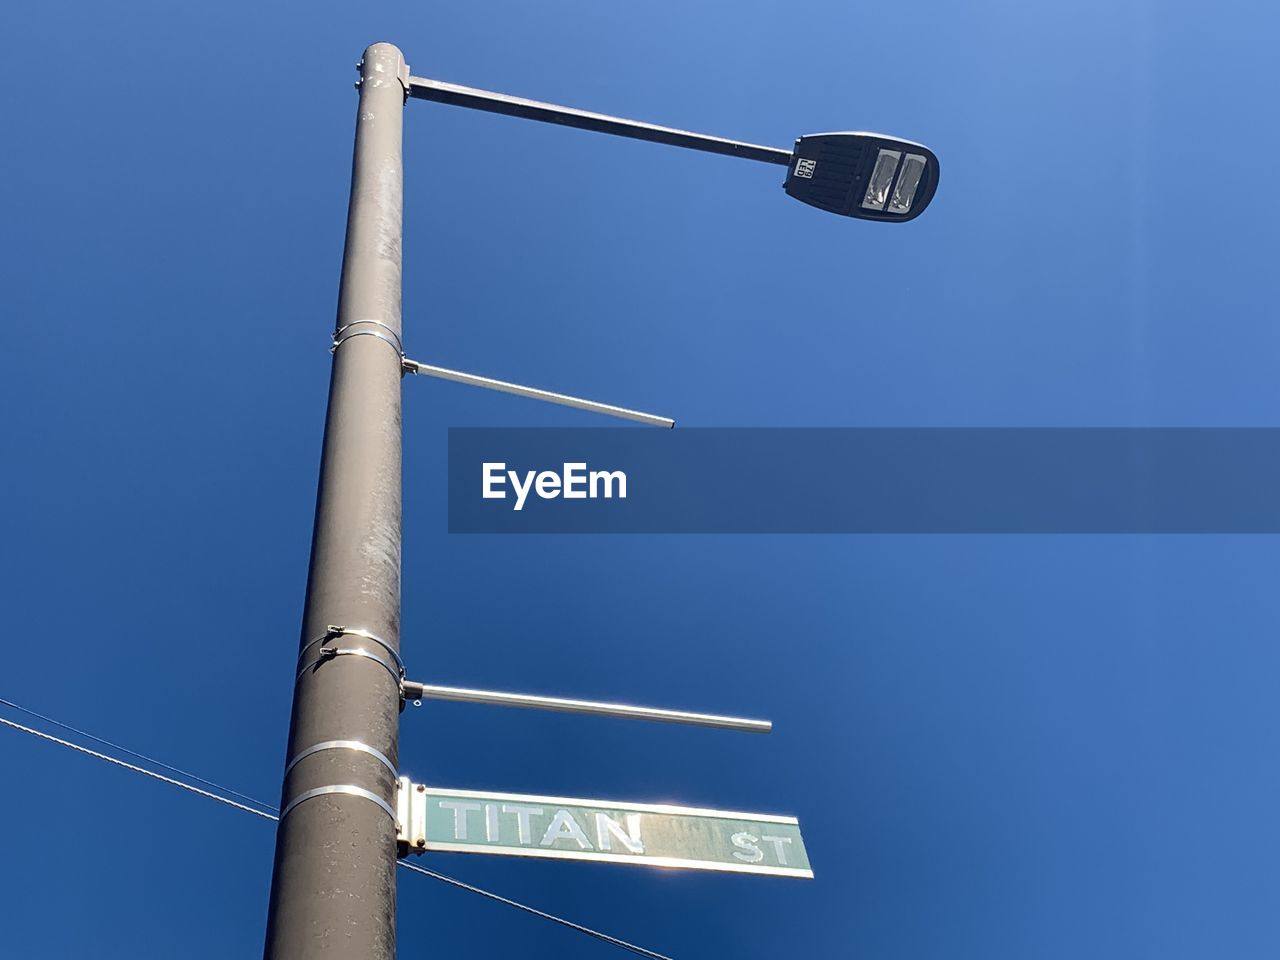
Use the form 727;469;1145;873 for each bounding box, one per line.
406;76;793;166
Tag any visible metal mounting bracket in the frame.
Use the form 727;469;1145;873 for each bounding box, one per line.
395;776;428;855
356;55;411;102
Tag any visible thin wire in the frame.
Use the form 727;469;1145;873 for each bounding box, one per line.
0;696;276;811
0;708;675;960
398;861;674;960
0;715;279;821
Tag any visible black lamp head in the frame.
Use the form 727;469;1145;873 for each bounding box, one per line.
784;132;939;222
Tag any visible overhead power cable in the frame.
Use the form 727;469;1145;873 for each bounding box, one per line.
397;860;673;960
0;714;279;821
0;696;276;812
0;702;674;960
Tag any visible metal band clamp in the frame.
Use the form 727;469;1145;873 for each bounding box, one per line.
296;647;402;686
279;784;398;822
283;739;397;779
298;625;405;676
331;319;405;358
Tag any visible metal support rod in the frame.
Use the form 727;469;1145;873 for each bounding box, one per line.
407;76;793;166
402;681;772;733
404;358;675;428
263;43;407;960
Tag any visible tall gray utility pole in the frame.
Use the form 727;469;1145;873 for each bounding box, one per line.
263;42;408;960
255;39;938;959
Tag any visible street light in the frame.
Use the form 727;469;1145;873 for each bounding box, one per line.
785;133;940;222
391;78;941;425
406;76;940;222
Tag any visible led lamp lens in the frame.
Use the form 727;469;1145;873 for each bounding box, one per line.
861;149;902;211
888;153;927;214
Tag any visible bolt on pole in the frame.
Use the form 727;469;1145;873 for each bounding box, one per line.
263;42;408;960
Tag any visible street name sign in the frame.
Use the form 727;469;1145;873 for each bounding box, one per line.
396;779;812;878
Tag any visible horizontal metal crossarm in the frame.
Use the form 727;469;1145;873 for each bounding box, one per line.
407;76;793;166
401;681;771;733
403;358;675;428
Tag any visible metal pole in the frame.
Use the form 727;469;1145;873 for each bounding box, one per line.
263;42;407;960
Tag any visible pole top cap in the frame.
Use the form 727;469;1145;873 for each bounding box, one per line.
358;43;410;94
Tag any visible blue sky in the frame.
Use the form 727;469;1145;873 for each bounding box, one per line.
3;1;1280;958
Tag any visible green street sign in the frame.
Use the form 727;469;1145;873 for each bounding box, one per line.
396;780;812;879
